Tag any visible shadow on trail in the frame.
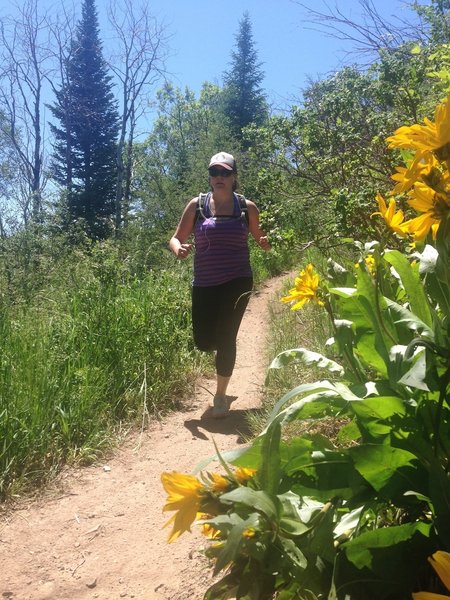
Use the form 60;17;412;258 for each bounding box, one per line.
183;398;262;444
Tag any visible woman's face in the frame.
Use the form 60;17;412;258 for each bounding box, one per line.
208;166;235;192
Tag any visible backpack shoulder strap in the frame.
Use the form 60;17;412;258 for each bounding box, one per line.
235;193;249;225
195;193;208;223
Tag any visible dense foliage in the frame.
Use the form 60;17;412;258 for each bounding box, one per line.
162;91;450;599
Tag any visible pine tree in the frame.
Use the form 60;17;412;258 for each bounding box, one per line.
222;12;268;143
49;0;119;239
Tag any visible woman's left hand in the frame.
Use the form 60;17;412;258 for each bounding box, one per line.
258;236;271;251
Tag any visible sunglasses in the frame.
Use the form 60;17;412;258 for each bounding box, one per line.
208;167;233;177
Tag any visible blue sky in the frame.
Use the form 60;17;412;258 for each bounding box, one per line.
136;0;427;111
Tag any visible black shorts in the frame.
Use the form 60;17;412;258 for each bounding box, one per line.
192;277;253;377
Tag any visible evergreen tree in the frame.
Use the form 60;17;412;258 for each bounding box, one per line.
222;12;268;144
49;0;119;239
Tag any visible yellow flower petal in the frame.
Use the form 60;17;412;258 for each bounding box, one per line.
387;92;450;154
209;473;230;493
161;472;204;543
372;194;408;236
242;527;256;538
235;467;257;484
280;264;324;310
430;551;450;591
402;213;437;241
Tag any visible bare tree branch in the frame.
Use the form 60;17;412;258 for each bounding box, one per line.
295;0;427;66
106;0;170;231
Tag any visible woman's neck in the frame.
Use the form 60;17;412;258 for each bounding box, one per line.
211;188;233;202
210;189;234;215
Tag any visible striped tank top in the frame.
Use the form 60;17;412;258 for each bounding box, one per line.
193;192;252;287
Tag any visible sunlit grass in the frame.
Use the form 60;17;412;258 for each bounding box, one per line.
0;255;206;499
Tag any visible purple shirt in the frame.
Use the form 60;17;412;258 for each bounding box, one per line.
193;193;252;286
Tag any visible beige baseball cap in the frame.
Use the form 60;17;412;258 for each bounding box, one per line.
208;152;236;171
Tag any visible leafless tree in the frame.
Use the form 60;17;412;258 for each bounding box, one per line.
46;4;77;194
0;0;53;224
296;0;426;65
107;0;170;231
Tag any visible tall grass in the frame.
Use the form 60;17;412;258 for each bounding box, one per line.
0;228;295;500
0;243;205;499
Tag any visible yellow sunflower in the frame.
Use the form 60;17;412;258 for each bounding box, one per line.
403;182;450;240
161;471;204;543
390;153;435;194
412;550;450;599
281;264;324;310
372;193;408;236
387;92;450;158
235;467;257;484
209;473;230;493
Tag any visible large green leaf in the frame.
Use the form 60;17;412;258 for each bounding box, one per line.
334;522;434;600
267;380;343;423
384;297;434;339
267;381;365;431
219;487;278;520
398;349;429;391
289;449;366;501
277;491;316;536
269;348;344;375
353;332;387;376
383;250;433;327
278;537;308;569
350;395;407;442
348;443;427;501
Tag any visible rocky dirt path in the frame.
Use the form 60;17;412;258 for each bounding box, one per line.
0;275;286;600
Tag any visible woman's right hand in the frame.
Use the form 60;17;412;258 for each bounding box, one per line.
176;243;193;259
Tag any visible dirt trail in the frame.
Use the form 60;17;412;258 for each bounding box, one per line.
0;275;286;600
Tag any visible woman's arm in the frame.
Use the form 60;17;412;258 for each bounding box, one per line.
246;200;271;251
168;198;197;259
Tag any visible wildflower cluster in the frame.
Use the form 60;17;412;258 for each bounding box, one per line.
373;92;450;240
161;467;257;543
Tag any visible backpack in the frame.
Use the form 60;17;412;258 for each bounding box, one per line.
195;192;249;225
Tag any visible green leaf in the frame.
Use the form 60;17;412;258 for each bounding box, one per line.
269;348;344;375
383;250;432;327
329;287;358;297
335;522;433;600
413;244;438;274
260;421;281;495
398;349;429;391
289;449;364;501
278;537;308;569
203;567;240;599
267;380;341;422
267;380;361;425
349;444;426;500
213;514;259;575
384;298;434;339
219;487;277;520
277;491;312;536
334;506;364;538
343;521;430;568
